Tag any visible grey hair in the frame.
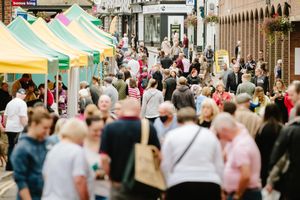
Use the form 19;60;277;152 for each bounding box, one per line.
211;113;237;132
159;101;176;115
59;118;88;140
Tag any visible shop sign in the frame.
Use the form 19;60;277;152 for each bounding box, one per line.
143;4;193;14
186;0;195;6
12;0;37;6
131;5;142;13
215;50;229;73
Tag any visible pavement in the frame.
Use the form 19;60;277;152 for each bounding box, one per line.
0;168;17;200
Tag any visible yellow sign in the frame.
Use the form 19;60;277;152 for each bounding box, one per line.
215;50;230;73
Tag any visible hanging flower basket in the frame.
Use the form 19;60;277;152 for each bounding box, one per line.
184;14;197;27
204;13;219;24
261;14;293;43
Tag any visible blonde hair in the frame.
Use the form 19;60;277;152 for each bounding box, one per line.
199;98;219;124
202;87;211;97
54;118;68;135
59;118;88;142
253;86;266;105
84;104;99;118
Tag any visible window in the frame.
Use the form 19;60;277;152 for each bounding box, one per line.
144;15;160;44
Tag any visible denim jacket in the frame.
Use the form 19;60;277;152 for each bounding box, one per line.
11;135;48;200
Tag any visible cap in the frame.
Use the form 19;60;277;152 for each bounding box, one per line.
17;88;26;95
236;93;252;104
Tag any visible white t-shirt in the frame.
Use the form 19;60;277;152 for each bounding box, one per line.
182;58;191;73
4;97;27;132
42;142;92;200
128;59;140;77
122;37;129;48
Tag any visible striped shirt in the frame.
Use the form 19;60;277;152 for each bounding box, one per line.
128;87;141;100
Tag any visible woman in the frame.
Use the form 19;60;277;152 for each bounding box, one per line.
84;116;110;200
189;58;201;74
253;86;271;116
98;95;116;124
212;82;231;109
141;79;164;122
239;57;246;73
255;104;283;187
42;118;90;200
161;107;223;200
270;79;288;123
124;70;132;85
196;87;211;114
127;78;141;101
53;81;67;116
11;107;52;200
187;68;201;86
198;98;219;128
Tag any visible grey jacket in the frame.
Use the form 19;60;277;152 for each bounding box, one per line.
141;88;164;118
171;85;196;110
236;81;256;97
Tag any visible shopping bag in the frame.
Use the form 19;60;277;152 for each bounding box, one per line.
261;188;281;200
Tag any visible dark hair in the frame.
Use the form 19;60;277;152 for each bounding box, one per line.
231;57;236;63
49;113;59;135
85;116;103;126
264;104;282;123
117;72;124;80
38;84;45;90
223;102;237;115
296;102;300;117
22;74;30;79
129;78;137;88
124;70;131;81
177;107;197;123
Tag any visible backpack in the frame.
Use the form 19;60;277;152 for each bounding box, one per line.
206;49;214;59
141;76;149;89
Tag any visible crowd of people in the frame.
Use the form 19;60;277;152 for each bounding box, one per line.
0;36;300;200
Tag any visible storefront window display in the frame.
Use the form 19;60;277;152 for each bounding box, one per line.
144;15;160;45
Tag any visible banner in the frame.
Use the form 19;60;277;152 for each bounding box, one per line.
215;50;230;73
12;0;37;6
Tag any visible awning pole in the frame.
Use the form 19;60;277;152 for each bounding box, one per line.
44;74;48;108
56;71;59;114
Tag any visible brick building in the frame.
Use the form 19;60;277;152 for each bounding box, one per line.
0;0;12;25
218;0;300;84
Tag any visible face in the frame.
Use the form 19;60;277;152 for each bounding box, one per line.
255;69;261;76
171;71;176;77
32;119;53;140
216;127;232;142
114;103;122;118
39;88;45;95
202;105;213;118
1;83;8;92
288;85;300;104
98;97;112;112
276;81;283;89
28;86;34;92
233;66;239;73
88;120;104;140
247;55;252;61
217;85;224;92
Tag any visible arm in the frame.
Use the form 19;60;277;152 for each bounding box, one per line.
19;188;32;200
141;93;147;118
235;165;251;198
225;74;230;92
20;116;28;127
101;154;111;176
74;176;89;200
269;128;289;168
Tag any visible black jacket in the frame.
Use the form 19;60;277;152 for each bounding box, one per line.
253;75;269;93
171;85;195;110
152;71;163;91
270;118;300;199
225;72;242;93
164;77;177;101
0;89;12;111
160;57;173;69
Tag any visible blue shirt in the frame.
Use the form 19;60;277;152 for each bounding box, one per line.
11;135;48;200
154;116;178;142
196;95;207;114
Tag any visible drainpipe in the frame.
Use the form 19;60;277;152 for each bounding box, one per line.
1;0;5;22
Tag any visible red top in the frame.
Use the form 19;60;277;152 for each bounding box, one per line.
212;91;231;107
284;92;294;115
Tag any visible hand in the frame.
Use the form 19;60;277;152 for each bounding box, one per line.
265;184;273;193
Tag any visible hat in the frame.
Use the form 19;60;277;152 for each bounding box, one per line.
236;93;252;104
17;88;26;95
104;77;113;84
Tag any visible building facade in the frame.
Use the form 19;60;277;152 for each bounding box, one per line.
219;0;300;84
0;0;12;25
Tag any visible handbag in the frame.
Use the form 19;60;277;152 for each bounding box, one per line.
122;119;166;197
171;127;202;172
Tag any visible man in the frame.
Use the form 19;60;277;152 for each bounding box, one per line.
11;74;30;97
160;51;173;69
219;63;232;87
212;113;261;200
235;41;241;60
100;99;160;199
245;54;256;76
253;68;269;94
175;53;184;72
53;74;67;90
113;73;127;100
182;34;189;58
270;102;300;200
89;76;103;105
182;54;191;77
126;52;140;77
236;73;256;97
38;84;54;110
0;82;12;111
274;59;282;79
170;42;181;61
226;64;242;94
139;41;149;57
204;45;214;75
4;88;28;170
103;77;118;111
163;69;177;101
171;77;195;110
153;101;178;142
288;80;300;120
235;93;262;137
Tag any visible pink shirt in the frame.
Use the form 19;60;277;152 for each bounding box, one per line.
223;127;261;192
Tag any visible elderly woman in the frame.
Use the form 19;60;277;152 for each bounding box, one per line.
42;118;90;200
212;81;231;109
